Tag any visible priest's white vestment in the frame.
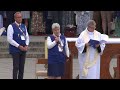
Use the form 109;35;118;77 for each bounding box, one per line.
75;29;106;79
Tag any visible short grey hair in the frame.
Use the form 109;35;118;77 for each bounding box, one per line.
52;23;60;29
87;20;96;27
14;12;22;18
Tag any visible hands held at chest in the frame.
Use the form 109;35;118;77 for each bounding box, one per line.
95;44;100;48
85;43;90;47
54;36;59;43
85;43;100;48
18;45;28;51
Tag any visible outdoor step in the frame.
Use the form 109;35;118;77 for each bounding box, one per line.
0;53;45;58
0;47;45;52
0;51;44;54
0;48;9;52
26;54;45;58
0;42;9;47
0;42;45;47
28;47;45;52
0;36;47;42
29;42;44;47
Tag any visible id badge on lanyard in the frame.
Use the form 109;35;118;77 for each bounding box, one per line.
19;27;26;41
15;23;26;41
21;35;25;40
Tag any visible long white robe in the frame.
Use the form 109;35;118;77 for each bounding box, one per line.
75;29;106;79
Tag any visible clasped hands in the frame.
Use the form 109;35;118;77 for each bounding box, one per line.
18;45;28;51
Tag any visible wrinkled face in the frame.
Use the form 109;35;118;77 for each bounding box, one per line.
52;27;60;36
14;13;22;24
87;25;96;32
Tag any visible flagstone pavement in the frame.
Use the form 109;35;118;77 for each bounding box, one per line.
0;57;117;79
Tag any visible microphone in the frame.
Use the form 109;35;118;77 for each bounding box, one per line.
54;35;60;44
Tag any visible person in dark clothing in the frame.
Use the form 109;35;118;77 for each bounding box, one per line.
3;11;16;29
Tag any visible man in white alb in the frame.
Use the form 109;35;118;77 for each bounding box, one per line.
75;20;107;79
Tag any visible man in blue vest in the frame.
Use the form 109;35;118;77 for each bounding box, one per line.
47;23;70;79
7;12;29;79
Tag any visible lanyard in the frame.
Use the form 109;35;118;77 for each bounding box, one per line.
15;23;26;40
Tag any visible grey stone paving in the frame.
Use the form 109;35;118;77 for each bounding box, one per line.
0;57;117;79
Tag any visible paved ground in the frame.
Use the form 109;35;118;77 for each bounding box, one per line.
0;57;117;79
0;58;79;79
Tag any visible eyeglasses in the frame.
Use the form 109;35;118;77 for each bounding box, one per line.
88;26;96;29
16;16;22;18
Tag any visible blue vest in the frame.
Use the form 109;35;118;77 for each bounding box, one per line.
48;35;66;64
9;23;26;54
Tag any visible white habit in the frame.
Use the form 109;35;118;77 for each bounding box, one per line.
75;29;106;79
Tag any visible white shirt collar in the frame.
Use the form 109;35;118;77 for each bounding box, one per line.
15;21;21;27
88;30;94;35
86;27;94;35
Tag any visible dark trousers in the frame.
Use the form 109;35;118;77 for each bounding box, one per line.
11;52;26;79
